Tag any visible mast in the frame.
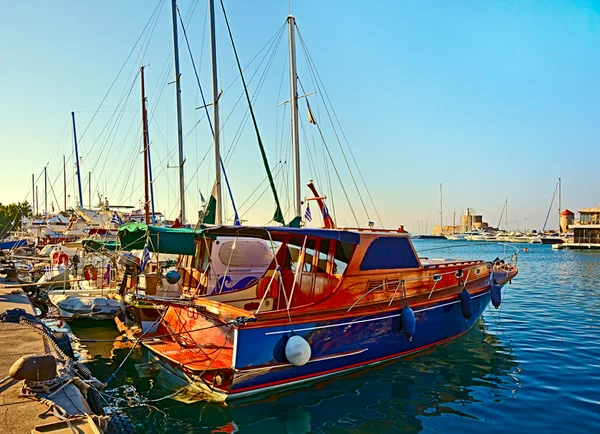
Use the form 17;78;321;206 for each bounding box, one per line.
453;208;455;234
288;15;301;220
63;155;67;211
35;186;38;216
171;0;186;225
209;0;222;225
505;198;508;232
141;65;151;225
71;112;83;208
44;167;47;215
439;183;443;235
558;177;561;233
31;174;35;211
88;172;91;208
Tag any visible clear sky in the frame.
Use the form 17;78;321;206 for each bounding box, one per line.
1;0;599;232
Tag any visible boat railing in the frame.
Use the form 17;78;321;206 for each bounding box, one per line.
346;243;519;313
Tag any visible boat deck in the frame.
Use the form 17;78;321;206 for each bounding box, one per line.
144;340;234;372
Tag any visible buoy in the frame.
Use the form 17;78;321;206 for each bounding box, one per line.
491;280;502;309
285;335;311;366
401;303;416;342
165;270;181;284
459;288;472;320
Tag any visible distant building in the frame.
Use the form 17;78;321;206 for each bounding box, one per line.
560;209;574;233
565;208;600;249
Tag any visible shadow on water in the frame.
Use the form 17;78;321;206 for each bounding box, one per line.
76;316;519;434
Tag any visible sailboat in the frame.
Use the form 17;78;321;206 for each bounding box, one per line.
418;184;447;239
140;6;519;403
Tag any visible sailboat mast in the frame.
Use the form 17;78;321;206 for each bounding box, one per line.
439;183;443;235
141;65;151;225
288;15;301;219
44;167;47;215
31;174;35;211
558;177;561;233
88;172;91;208
170;0;186;225
71;112;83;208
505;198;508;231
63;155;67;211
209;0;222;225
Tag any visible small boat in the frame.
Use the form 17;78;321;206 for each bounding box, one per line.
0;239;27;251
48;291;122;320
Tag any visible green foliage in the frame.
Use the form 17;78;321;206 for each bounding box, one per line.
0;201;33;234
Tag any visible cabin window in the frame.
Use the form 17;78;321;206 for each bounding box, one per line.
285;245;301;271
217;239;272;268
333;241;354;275
359;237;420;271
315;240;330;273
302;240;316;272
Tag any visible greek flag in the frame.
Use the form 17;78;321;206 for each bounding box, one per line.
27;262;33;272
138;243;150;274
103;264;111;283
43;265;53;282
322;205;329;219
305;203;312;222
111;212;123;225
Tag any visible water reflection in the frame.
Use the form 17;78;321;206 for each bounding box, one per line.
96;318;519;434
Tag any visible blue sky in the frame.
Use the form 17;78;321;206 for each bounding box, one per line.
1;0;599;232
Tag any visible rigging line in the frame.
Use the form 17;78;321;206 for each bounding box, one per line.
324;154;337;224
45;169;61;213
77;0;163;143
542;180;559;231
93;90;140;185
219;24;287;163
313;121;360;227
222;27;287;165
114;123;146;201
219;0;286;224
176;6;240;225
239;164;286;219
81;68;141;166
237;162;284;213
296;50;371;226
299;114;322;190
297;28;383;227
218;23;288;101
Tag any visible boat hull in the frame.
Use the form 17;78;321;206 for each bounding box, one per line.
146;285;500;402
229;289;492;398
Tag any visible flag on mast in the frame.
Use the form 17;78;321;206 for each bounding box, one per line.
307;101;317;125
305;203;312;222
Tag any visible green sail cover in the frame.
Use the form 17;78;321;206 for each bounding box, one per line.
118;222;198;255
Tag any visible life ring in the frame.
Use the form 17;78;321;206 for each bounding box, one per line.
84;265;98;281
257;276;279;299
58;253;69;266
52;251;60;265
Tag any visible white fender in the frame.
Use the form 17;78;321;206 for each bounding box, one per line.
285;335;311;366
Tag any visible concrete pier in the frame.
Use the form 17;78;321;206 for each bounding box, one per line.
0;286;62;433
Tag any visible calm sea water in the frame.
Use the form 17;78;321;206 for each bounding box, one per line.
71;241;600;433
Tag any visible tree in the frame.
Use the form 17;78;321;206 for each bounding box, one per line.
0;201;33;234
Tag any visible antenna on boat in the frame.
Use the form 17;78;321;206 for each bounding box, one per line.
209;0;223;225
170;0;186;225
288;14;301;221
